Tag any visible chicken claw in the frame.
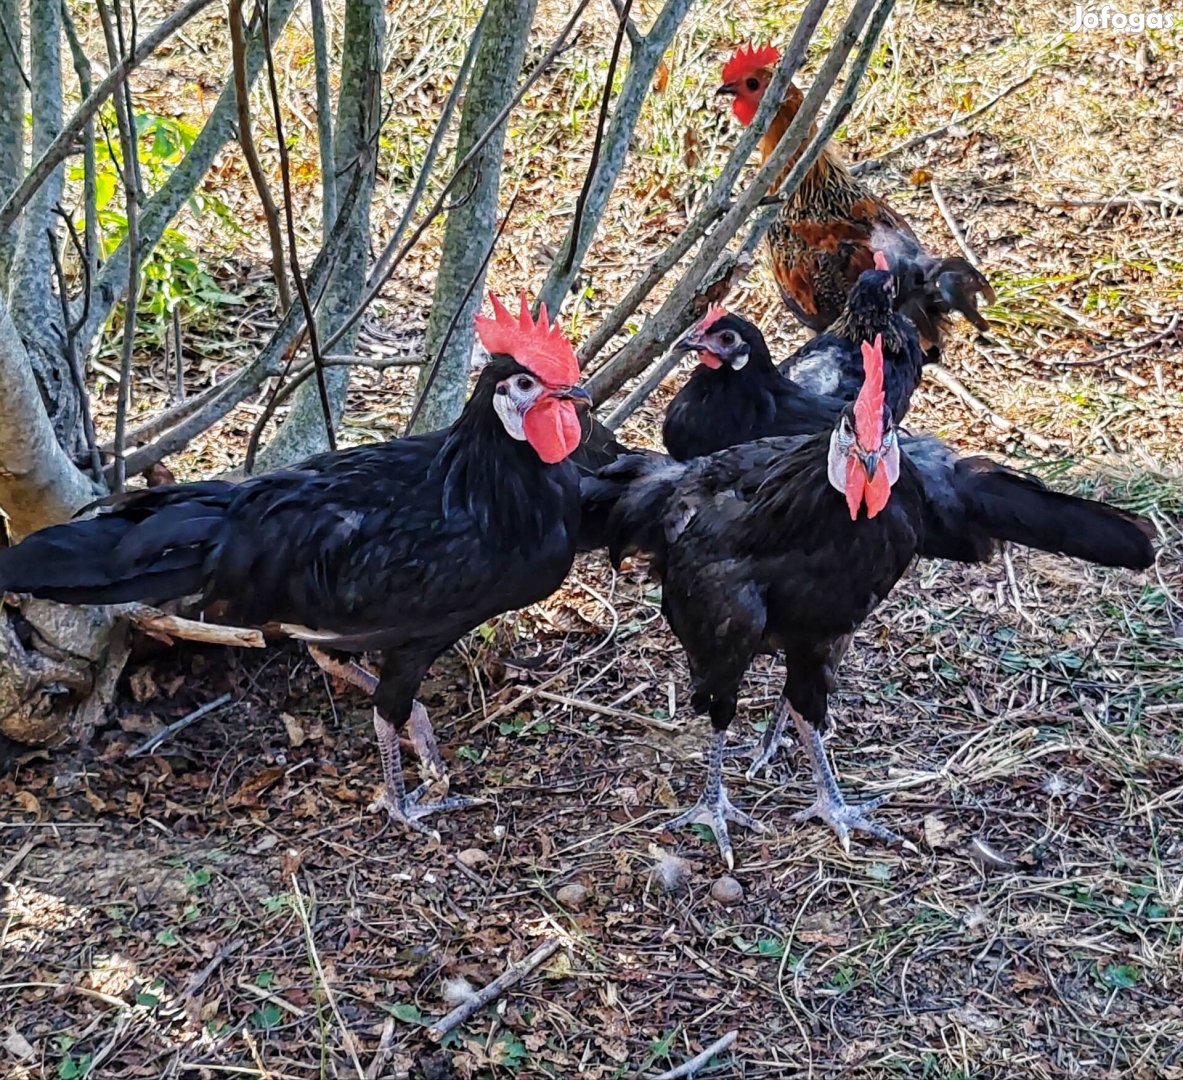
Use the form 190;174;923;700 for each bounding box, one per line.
658;730;769;870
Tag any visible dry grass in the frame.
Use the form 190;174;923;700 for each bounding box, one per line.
3;0;1183;1077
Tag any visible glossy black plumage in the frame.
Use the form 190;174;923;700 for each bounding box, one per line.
0;356;584;739
780;268;925;420
661;315;844;461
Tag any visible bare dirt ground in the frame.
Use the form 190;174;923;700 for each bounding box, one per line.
3;1;1182;1078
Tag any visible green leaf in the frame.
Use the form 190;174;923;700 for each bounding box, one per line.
254;971;274;989
1101;963;1140;990
756;938;786;958
94;169;117;212
249;1003;283;1030
156;928;180;946
185;868;212;890
381;1001;425;1025
58;1054;93;1080
135;992;160;1008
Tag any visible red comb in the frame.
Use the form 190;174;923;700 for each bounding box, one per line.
698;303;729;331
873;250;890;271
854;335;885;447
474;291;579;387
722;42;780;85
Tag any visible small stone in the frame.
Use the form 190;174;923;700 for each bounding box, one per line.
457;848;488;868
556;883;589;910
651;852;693;893
711;875;744;905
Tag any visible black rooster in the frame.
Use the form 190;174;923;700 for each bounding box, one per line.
0;293;591;834
588;338;1154;862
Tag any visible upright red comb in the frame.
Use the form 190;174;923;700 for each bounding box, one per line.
722;42;780;85
854;334;885;447
873;250;890;271
698;303;729;331
474;291;579;387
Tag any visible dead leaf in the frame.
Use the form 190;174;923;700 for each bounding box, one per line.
129;668;159;703
654;59;670;94
910;167;934;185
282;713;307;748
227;766;285;808
14;790;41;817
923;813;949;848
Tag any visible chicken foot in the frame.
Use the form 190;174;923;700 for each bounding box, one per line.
660;729;770;870
790;706;906;852
308;646;446;781
368;707;475;835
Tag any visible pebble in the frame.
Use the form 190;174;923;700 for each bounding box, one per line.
456;848;488;868
556;883;589;911
711;875;744;905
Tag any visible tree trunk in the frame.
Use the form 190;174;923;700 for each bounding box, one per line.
255;0;382;469
0;0;22;291
412;0;539;433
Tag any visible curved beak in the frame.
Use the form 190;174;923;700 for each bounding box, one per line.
716;82;737;97
860;451;880;482
672;326;707;354
553;385;592;408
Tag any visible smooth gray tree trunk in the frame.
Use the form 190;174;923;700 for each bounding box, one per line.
255;0;382;470
412;0;539;433
0;0;22;291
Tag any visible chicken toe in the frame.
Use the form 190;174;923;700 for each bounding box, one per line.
369;709;474;835
791;706;909;851
659;730;769;869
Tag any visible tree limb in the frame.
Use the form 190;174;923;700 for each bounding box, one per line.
0;0;24;287
0;0;216;235
536;0;693;315
308;0;336;237
230;0;291;314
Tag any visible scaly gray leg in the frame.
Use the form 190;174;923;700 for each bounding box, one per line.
659;729;770;870
368;708;474;835
308;647;445;782
790;706;905;852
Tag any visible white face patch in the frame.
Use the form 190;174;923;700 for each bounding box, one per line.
827;419;854;494
493;372;547;441
730;348;750;371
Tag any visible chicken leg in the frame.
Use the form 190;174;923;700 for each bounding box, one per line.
789;705;906;852
659;730;770;869
308;646;447;781
368;707;475;834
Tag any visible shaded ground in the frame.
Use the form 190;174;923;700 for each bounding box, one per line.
3;0;1182;1077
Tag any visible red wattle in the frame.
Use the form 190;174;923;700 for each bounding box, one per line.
523;398;583;464
698;352;724;370
863;467;892;518
845;457;865;521
733;97;759;126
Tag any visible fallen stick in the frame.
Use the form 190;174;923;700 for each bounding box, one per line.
929;179;983;267
428;938;563;1041
648;1030;738;1080
126;693;233;757
124;605;266;648
927;364;1052;453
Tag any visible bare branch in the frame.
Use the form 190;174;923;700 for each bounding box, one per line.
405;188;521;436
59;1;98;289
308;0;336;236
259;0;333;450
537;0;694;315
322;0;592;362
0;0;23;286
230;0;291;314
0;0;216;235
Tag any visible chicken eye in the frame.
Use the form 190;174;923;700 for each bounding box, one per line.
745;77;760;92
515;375;534;391
719;331;737;346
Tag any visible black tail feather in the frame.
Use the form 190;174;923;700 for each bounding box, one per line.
579;452;681;565
959;459;1155;569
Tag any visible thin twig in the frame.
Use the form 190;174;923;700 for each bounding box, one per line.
562;0;632;276
647;1030;738;1080
428;938;564;1040
171;304;185;402
321;0;593;357
927;363;1052;452
98;0;144;494
259;0;334;450
850;69;1039;176
0;0;215;233
929;179;981;266
125;605;267;648
290;873;367;1079
230;0;291;313
404;188;521;436
47;227;102;482
308;0;335;236
59;0;98;284
1049;312;1181;368
126;693;233;757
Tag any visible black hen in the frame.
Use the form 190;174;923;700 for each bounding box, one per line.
780;263;926;417
0;293;591;835
662;307;844;461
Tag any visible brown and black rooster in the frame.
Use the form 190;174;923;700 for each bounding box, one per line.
0;294;591;835
718;43;995;356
